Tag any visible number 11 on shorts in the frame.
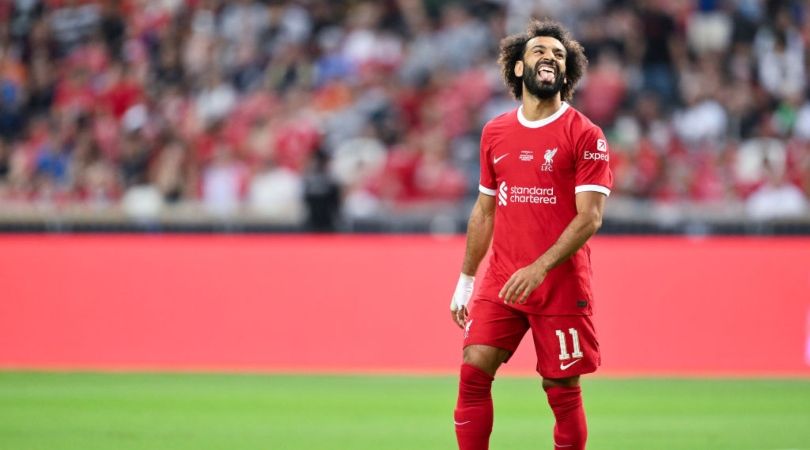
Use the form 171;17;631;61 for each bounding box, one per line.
556;328;584;360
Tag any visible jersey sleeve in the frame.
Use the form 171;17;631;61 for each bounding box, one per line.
574;125;613;196
478;125;497;196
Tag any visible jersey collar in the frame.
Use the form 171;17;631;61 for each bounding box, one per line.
517;102;569;128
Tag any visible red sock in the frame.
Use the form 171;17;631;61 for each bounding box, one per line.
454;363;494;450
545;385;587;449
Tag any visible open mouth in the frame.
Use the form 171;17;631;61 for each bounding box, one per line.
537;63;556;83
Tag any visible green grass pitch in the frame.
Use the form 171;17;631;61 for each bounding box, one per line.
1;372;808;449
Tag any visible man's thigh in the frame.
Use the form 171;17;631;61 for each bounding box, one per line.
464;298;530;360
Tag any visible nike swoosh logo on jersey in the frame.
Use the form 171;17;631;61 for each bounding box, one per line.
454;420;471;426
560;359;582;370
494;154;508;164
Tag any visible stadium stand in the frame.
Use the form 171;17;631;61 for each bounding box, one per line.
0;0;808;233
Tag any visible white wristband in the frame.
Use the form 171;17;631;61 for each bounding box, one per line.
450;273;475;311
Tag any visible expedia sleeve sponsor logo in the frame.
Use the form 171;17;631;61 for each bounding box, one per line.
584;138;609;161
597;139;607;151
583;151;609;161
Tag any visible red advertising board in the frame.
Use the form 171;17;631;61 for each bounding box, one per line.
0;235;808;376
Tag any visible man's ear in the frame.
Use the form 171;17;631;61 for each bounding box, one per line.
514;60;524;78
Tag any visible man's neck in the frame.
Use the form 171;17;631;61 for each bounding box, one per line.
521;94;562;121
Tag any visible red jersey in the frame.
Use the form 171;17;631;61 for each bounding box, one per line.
476;103;613;315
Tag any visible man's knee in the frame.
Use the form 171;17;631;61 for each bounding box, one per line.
542;375;580;391
463;345;510;376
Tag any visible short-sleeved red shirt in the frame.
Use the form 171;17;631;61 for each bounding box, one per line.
477;103;613;315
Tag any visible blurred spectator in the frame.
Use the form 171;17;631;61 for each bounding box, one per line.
746;164;808;220
201;140;247;217
150;137;191;203
24;53;56;118
796;101;810;141
195;70;237;128
0;138;10;183
247;158;304;225
434;3;490;71
636;0;682;105
735;136;787;193
578;50;626;126
119;130;150;187
98;0;125;60
754;6;805;100
50;0;99;57
75;143;119;206
302;149;341;231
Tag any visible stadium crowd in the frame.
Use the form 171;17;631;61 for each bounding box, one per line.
0;0;808;229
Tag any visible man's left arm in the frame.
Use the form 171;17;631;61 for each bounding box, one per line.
499;191;606;303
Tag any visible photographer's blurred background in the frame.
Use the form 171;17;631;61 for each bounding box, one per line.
0;0;808;233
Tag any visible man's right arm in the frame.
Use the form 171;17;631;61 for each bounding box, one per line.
451;192;496;328
461;193;496;276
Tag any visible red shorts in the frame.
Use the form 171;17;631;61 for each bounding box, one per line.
464;298;600;378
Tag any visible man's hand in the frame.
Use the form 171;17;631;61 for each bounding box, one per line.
451;305;469;329
450;274;474;328
499;263;547;304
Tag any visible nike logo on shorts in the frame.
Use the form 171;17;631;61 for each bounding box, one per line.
494;154;508;164
560;359;581;370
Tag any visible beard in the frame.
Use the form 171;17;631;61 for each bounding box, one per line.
522;59;565;100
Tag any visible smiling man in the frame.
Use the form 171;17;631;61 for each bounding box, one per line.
449;20;613;450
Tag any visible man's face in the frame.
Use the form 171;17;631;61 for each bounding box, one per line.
515;36;567;100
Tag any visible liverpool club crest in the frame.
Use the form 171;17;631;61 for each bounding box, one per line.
541;148;557;172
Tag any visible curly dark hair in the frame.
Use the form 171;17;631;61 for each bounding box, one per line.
498;20;588;101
